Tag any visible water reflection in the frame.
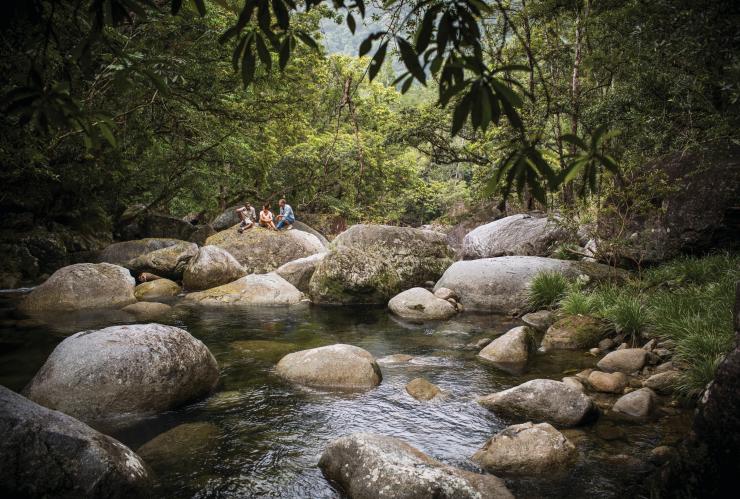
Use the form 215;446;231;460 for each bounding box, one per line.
0;295;689;498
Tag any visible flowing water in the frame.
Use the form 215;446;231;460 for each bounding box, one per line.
0;292;691;498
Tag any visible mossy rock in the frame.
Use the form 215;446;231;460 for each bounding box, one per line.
542;315;608;350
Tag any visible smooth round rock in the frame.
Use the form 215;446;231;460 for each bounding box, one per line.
612;387;657;421
405;378;442;401
24;324;219;430
644;370;679;394
588;371;628;394
388;287;457;321
433;257;620;314
542;315;606;350
126;241;198;280
472;422;577;474
184;273;303;306
461;213;570;259
597;348;648;373
19;263;136;313
276;344;382;390
521;309;555;333
0;386;151;498
275;253;327;293
478;326;531;374
319;433;513;498
134;278;181;300
121;301;172;321
182;245;246;291
478;379;596;427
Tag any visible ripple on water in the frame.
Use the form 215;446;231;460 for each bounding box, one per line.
0;299;689;498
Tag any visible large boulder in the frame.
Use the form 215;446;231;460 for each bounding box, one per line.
275;253;326;293
210;205;241;231
293;220;330;247
182;245;246;291
461;213;570;259
24;324;219;430
478;379;597;427
309;225;453;305
0;386;150;498
183;273;303;306
472;422;577;475
596;143;740;264
319;433;513;499
597;348;648;373
97;238;182;265
542;315;607;350
126;241;198;280
206;226;324;274
388;287;457;321
134;278;181;300
434;256;620;314
477;326;531;374
19;263;136;313
276;344;382;390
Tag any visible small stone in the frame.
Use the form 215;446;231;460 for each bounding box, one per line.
657;339;676;349
589;348;600;356
575;368;593;381
562;377;584;392
642;339;656;351
597;348;648;373
612;388;656;421
377;354;414;364
649;446;676;466
521;310;555;333
644;371;679;395
598;338;615;351
405;378;442;401
588;371;628;393
616;342;628;350
121;301;172;321
478;326;531;374
655;361;674;373
447;298;458;307
653;348;672;359
434;287;457;301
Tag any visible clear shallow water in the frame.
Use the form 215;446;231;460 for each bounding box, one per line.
0;294;690;498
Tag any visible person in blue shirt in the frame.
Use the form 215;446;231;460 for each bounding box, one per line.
275;198;295;230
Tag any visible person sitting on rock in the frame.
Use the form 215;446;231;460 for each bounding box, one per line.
138;272;162;283
236;202;255;234
259;203;276;230
275;198;295;230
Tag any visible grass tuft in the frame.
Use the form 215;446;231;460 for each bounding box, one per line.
528;271;570;310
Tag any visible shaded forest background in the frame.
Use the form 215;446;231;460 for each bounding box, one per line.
0;0;738;274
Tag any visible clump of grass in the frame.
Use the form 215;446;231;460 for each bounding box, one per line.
559;289;599;316
528;271;570;310
600;294;648;344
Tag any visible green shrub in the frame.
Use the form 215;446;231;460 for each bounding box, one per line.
528;271;570;310
551;243;581;261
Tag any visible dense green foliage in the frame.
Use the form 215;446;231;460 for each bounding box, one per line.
527;270;569;310
0;1;737;229
555;253;740;396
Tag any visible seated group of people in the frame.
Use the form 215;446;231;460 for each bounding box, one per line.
236;198;295;233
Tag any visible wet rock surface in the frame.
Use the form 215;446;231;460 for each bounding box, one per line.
472;422;577;474
319;432;513;498
479;379;597;427
276;344;382;390
19;263;136;313
0;386;151;498
24;324;219;430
